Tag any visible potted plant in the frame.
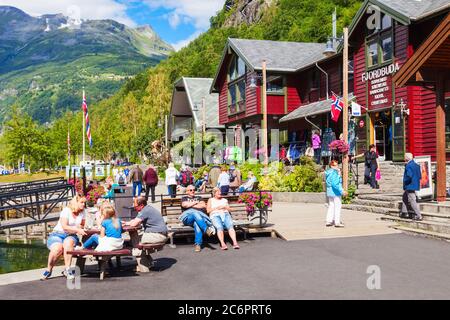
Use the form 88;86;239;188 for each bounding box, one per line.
238;191;272;227
329;139;350;162
86;185;105;207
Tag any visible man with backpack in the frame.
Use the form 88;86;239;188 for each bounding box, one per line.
143;164;158;203
228;162;241;195
115;169;127;186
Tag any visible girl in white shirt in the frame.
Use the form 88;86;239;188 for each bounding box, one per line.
42;195;87;280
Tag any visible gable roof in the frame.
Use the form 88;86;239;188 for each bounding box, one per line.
393;12;450;87
348;0;450;40
211;38;328;92
172;77;223;130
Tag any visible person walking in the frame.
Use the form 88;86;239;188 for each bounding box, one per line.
129;165;144;198
325;160;347;227
143;165;158;203
355;144;379;189
312;130;322;164
400;153;422;220
165;163;179;198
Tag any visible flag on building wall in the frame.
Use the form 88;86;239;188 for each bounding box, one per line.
82;92;93;148
331;94;344;122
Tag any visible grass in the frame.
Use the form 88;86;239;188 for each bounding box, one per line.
0;171;65;183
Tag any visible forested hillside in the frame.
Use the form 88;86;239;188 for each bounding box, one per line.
0;0;362;170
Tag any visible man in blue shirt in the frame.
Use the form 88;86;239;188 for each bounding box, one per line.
400;153;422;220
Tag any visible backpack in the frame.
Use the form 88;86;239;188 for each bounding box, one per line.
118;174;125;185
180;170;193;187
229;169;236;183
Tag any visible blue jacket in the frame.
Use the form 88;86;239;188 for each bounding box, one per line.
325;168;343;197
403;160;421;191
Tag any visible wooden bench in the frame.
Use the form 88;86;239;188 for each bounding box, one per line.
161;195;252;248
67;248;132;280
135;242;165;272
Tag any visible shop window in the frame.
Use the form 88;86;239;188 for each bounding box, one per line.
366;13;393;68
228;54;247;114
267;77;284;94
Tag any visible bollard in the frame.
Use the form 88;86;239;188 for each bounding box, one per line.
43;223;48;245
24;225;29;244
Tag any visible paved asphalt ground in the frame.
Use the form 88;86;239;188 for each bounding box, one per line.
1;233;449;300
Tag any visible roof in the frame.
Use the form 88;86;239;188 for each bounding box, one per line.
211;38;329;92
394;12;450;86
279;99;333;123
172;77;223;129
376;0;450;21
348;0;450;41
229;38;327;72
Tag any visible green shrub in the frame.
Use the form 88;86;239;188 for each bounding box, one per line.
342;183;357;204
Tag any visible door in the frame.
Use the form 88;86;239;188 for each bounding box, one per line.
374;125;386;161
392;107;405;162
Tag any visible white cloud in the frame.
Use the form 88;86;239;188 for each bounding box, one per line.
0;0;136;26
167;12;180;29
171;30;202;51
144;0;224;30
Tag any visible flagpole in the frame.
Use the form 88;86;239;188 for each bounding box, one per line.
82;89;86;164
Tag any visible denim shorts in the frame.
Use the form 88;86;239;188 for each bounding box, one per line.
46;232;79;250
211;213;234;231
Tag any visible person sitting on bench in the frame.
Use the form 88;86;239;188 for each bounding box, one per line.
207;187;240;250
124;197;168;255
180;185;216;252
80;204;124;252
238;171;257;193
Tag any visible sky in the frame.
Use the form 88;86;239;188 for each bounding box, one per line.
0;0;226;50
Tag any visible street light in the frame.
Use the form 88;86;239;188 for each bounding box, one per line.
323;28;350;191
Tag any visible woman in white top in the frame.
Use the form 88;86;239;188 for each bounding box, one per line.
207;187;239;250
217;166;230;196
165;162;179;198
41;195;87;280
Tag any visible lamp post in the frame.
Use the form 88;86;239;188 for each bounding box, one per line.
323;27;350;191
262;60;268;167
249;61;269;167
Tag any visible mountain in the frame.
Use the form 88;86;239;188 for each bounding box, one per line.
0;6;173;123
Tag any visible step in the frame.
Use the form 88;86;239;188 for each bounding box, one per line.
357;194;403;201
355;189;404;196
390;225;450;241
384;210;450;223
351;198;401;209
342;204;391;214
381;216;450;234
419;203;450;214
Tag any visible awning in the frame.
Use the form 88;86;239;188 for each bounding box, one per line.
279;98;332;123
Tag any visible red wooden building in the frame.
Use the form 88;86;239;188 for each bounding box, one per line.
345;0;450;161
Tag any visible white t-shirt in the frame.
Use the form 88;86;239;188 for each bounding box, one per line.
210;197;229;222
165;167;179;186
217;172;230;187
53;207;84;234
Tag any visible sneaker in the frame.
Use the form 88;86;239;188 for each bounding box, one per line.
194;244;201;252
40;270;52;280
325;223;333;227
74;246;84;251
334;223;345;228
413;216;423;221
206;226;216;237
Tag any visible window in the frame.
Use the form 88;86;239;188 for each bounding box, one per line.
227;55;247;114
310;70;320;89
366;13;393;68
267;77;284;94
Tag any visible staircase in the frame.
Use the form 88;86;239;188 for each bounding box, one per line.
344;161;450;241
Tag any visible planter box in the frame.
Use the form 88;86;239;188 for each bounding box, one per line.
271;192;327;204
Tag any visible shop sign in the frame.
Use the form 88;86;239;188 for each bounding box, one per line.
361;62;400;82
351;102;362;116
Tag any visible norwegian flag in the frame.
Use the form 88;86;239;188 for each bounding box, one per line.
331;93;344;122
82;91;93;148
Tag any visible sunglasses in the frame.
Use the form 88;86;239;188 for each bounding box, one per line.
187;189;195;191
